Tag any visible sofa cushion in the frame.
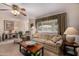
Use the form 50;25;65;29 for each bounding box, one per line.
33;32;55;40
33;38;46;43
51;35;62;43
44;40;56;46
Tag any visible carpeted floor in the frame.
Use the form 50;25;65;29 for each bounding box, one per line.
0;41;57;56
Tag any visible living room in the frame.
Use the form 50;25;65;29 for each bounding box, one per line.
0;3;79;56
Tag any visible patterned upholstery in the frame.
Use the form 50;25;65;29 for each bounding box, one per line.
33;33;63;55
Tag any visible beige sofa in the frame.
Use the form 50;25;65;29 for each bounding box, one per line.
33;33;63;55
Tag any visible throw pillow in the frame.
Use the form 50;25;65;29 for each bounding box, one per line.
51;35;62;43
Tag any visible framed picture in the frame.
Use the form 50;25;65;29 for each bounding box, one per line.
4;20;14;31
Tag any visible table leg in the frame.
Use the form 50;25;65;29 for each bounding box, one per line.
19;44;21;52
42;47;44;56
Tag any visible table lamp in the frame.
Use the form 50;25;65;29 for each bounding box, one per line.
64;27;79;43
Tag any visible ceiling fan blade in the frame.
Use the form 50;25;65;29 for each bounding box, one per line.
0;9;9;11
12;4;20;10
1;3;11;7
1;3;27;16
21;8;26;11
20;11;27;16
20;8;27;16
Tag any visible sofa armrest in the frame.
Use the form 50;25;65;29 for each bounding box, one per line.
56;39;63;46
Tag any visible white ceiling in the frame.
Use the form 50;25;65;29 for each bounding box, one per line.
18;3;69;18
0;3;75;18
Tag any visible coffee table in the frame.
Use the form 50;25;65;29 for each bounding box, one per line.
19;41;44;56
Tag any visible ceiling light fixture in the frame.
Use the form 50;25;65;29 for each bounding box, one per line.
11;10;20;16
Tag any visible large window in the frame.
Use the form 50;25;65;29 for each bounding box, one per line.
36;13;66;35
37;19;58;34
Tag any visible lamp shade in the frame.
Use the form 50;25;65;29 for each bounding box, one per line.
64;27;79;35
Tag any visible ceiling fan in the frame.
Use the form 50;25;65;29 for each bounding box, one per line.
0;3;27;16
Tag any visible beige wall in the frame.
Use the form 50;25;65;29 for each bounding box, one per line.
35;4;79;31
0;11;28;34
33;4;79;41
66;4;79;30
66;4;79;41
0;4;79;35
0;20;4;35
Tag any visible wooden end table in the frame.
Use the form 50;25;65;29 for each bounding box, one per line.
19;41;44;56
64;42;79;56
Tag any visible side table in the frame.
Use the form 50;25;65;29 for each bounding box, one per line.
63;42;79;56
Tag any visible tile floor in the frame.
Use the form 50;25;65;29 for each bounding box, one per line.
0;41;57;56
